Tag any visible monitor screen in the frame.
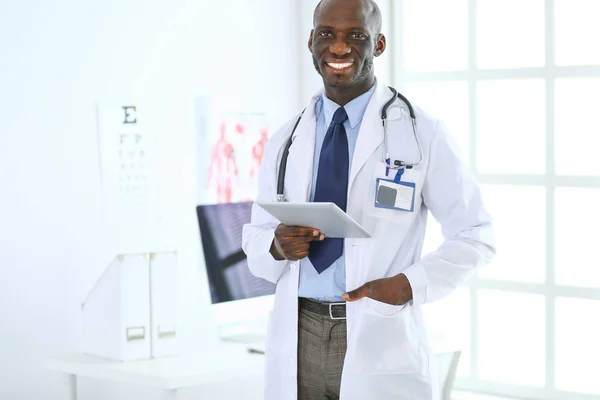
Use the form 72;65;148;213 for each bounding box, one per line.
196;201;276;304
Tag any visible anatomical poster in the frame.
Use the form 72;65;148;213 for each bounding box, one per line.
195;96;270;205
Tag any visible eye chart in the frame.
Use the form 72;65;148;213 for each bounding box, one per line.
96;102;162;250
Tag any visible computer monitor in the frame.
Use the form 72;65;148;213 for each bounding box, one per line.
196;201;275;304
196;201;275;343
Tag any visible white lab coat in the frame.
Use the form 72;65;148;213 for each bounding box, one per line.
242;82;495;400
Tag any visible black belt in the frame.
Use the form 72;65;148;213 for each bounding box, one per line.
299;298;346;320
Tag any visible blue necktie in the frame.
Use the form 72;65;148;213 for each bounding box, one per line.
309;107;349;274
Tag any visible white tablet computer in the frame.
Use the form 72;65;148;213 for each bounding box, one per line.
256;202;371;238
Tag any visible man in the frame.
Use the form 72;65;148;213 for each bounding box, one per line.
242;0;495;399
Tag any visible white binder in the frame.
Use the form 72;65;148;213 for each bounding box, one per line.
150;251;179;358
82;254;151;361
82;251;178;361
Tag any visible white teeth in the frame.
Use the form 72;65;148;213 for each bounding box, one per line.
327;62;353;69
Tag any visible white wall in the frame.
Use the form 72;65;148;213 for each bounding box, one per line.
0;0;299;399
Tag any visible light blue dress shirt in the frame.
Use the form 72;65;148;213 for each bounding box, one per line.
298;83;377;301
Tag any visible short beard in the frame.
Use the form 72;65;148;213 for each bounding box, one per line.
312;55;374;88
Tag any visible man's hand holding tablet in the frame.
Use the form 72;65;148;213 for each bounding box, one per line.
270;225;325;261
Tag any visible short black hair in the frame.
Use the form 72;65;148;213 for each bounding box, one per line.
313;0;382;34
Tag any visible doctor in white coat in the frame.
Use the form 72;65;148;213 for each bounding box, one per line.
242;0;495;399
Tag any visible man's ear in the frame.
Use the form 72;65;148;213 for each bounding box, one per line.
374;33;386;57
308;29;314;53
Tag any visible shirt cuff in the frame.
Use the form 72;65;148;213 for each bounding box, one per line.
402;264;428;307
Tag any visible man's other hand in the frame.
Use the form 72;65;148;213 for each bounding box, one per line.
342;273;413;306
270;224;325;261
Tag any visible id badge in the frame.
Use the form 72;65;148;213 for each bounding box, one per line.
374;171;416;212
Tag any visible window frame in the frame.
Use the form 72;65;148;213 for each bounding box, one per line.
390;1;600;399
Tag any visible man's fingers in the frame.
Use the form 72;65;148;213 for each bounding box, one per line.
293;234;322;243
301;233;325;242
293;249;309;259
280;226;320;238
342;283;372;302
288;243;309;260
289;243;310;254
278;242;310;260
273;224;326;260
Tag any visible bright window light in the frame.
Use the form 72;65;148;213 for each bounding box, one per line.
479;185;546;283
555;0;600;66
555;188;600;288
402;0;468;72
478;290;545;387
556;297;600;395
404;81;469;163
476;79;546;174
555;78;600;176
477;0;545;69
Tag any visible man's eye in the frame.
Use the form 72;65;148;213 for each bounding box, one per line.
318;31;332;38
350;33;366;39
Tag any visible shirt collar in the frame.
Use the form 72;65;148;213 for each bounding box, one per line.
320;81;377;129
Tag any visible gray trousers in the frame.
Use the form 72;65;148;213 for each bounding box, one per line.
297;304;347;400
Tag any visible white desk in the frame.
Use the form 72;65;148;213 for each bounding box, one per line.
47;336;461;400
46;342;265;400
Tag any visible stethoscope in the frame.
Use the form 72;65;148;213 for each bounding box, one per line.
277;86;423;202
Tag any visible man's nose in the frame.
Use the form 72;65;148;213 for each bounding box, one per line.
330;38;351;56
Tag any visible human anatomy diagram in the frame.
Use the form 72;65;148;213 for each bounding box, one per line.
203;111;270;204
206;122;239;204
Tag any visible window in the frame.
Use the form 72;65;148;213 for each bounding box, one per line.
393;1;600;398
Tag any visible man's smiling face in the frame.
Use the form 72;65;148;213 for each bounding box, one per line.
309;0;385;90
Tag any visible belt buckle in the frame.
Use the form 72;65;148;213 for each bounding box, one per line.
328;302;346;320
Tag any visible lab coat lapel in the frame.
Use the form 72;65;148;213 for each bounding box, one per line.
286;92;321;201
348;83;393;190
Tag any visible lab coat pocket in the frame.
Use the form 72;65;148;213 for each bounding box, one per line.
366;297;408;316
351;298;422;374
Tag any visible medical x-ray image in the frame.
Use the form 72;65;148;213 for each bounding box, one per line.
196;201;275;303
